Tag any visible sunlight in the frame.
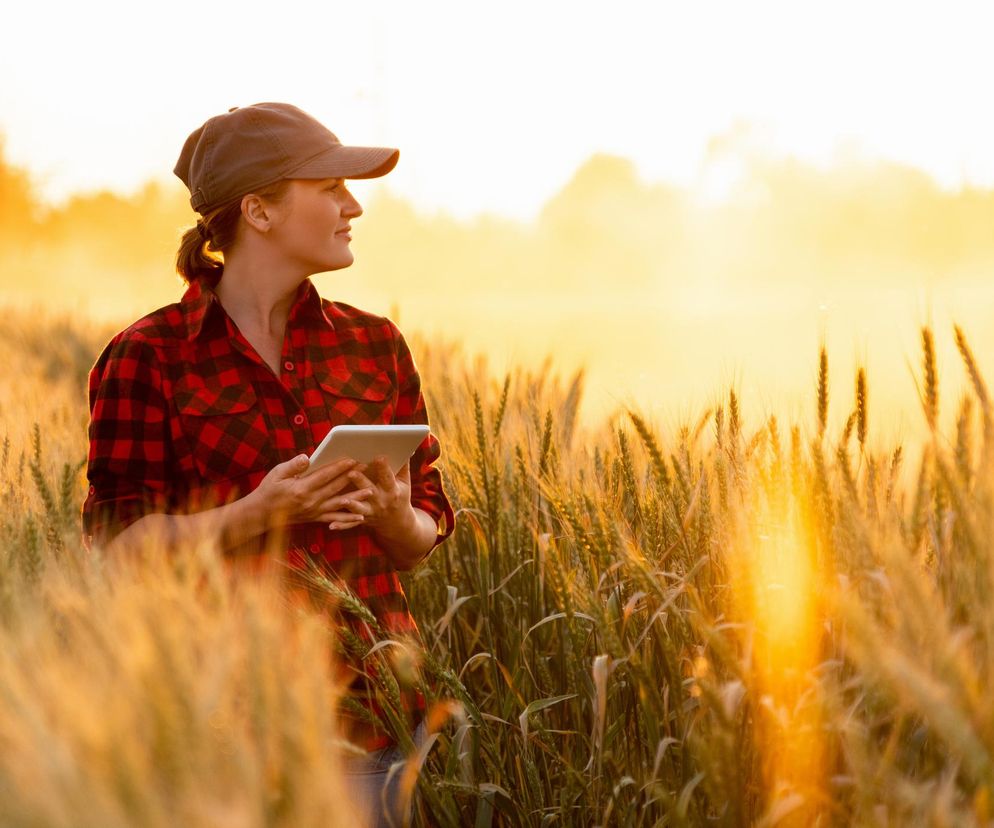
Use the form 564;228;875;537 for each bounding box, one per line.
693;154;749;207
729;491;824;821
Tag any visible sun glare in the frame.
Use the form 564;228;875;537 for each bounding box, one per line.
729;489;824;819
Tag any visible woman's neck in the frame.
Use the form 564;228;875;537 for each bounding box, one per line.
214;255;305;340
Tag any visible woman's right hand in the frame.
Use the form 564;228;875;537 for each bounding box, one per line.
249;455;373;531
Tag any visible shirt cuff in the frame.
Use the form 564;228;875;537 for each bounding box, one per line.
414;496;455;550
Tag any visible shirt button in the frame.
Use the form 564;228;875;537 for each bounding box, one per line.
284;360;294;372
309;543;321;555
293;413;305;426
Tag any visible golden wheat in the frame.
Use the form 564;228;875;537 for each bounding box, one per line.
4;310;994;825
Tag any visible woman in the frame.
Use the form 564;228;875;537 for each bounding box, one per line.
81;102;454;825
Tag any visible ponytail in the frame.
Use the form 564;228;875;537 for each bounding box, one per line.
175;224;223;286
175;178;294;286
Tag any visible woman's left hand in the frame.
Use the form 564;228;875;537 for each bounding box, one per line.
338;456;441;569
336;456;413;533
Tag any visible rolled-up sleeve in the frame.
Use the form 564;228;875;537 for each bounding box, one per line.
391;326;455;550
81;333;170;549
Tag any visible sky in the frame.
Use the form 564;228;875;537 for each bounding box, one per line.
3;0;994;221
4;0;994;438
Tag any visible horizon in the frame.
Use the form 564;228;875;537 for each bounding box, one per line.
4;0;994;221
7;132;994;225
3;141;993;442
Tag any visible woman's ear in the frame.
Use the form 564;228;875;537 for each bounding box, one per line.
240;193;272;233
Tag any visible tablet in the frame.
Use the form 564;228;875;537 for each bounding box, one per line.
305;424;431;476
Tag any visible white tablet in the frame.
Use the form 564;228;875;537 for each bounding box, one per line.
305;424;431;476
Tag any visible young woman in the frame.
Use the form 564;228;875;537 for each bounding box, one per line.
81;102;454;825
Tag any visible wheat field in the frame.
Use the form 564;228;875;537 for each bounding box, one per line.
2;306;993;826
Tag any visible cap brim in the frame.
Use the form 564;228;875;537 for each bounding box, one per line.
287;144;399;180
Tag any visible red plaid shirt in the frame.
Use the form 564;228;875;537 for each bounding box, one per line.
82;277;454;747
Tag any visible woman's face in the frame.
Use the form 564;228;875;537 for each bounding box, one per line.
265;178;363;274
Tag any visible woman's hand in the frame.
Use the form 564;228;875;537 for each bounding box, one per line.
248;455;375;531
102;456;375;564
340;456;413;533
340;457;440;569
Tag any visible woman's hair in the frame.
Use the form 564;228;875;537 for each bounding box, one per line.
175;179;293;286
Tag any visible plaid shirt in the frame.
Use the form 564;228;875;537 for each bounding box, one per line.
82;277;454;748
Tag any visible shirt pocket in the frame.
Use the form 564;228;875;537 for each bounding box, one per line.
315;369;395;425
174;382;274;481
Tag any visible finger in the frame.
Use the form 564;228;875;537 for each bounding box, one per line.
275;454;312;480
311;473;359;498
304;456;359;484
300;463;362;497
323;489;374;513
396;461;411;483
326;512;366;531
366;456;397;491
340;497;373;517
347;469;377;492
323;510;365;522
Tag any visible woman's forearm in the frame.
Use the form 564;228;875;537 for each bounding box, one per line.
104;490;269;560
102;488;437;570
372;506;439;571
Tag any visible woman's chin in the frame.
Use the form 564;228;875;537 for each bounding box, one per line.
316;253;355;273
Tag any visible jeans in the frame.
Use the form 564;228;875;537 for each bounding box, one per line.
343;721;427;828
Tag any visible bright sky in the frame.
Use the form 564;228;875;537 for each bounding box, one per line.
3;0;994;221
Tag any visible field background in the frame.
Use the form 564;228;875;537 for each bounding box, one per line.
6;0;994;821
4;110;994;824
4;140;994;436
4;296;994;825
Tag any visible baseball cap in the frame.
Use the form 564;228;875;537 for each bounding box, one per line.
174;102;399;214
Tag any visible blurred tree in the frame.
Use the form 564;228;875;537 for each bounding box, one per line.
537;154;687;292
0;137;40;249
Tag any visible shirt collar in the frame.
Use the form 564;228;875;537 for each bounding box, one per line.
180;279;221;341
182;277;334;341
289;277;336;330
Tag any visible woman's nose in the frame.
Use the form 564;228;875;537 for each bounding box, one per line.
344;191;363;219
